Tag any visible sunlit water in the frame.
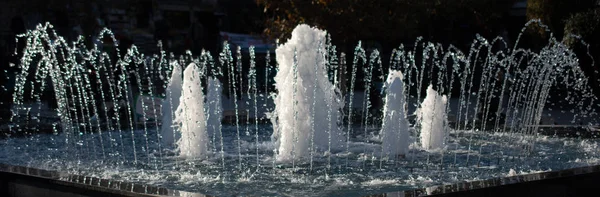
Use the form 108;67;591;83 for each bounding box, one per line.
1;126;599;196
2;21;600;196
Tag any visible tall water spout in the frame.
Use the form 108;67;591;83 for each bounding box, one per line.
380;70;410;157
161;63;183;145
417;85;448;151
205;77;223;149
271;24;345;162
175;63;209;158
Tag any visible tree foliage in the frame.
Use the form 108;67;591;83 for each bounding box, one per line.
256;0;514;48
565;8;600;47
526;0;597;38
564;8;600;96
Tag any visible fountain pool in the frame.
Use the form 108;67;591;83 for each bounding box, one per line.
2;126;600;196
1;21;600;196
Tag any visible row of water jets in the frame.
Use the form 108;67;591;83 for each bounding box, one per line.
8;21;599;176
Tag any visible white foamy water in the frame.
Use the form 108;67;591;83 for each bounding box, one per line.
161;63;183;145
271;24;345;162
362;178;400;186
381;70;411;157
176;63;209;158
417;85;448;151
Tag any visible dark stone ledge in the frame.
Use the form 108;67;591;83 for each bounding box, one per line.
2;163;600;197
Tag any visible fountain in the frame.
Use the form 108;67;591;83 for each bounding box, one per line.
175;63;209;158
271;24;345;162
1;21;600;196
380;70;410;158
160;62;182;145
417;85;448;151
205;77;223;153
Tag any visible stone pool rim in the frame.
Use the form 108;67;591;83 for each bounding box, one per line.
1;162;600;196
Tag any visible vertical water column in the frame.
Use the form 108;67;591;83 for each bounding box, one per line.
380;70;410;158
205;77;223;152
161;63;183;145
175;63;208;158
417;85;448;151
271;24;345;162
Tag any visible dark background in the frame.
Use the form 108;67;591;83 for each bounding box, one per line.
0;0;599;122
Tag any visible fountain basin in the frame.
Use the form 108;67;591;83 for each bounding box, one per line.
2;161;600;197
4;21;600;197
0;163;170;197
1;126;599;196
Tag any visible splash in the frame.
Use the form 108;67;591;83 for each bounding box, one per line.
418;85;448;151
271;24;345;162
205;77;223;149
380;70;411;157
3;21;600;196
175;63;208;158
161;63;183;145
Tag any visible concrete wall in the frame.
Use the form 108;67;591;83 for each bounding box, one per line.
0;170;163;197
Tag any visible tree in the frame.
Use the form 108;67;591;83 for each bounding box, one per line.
564;8;600;48
256;0;514;50
564;8;600;97
526;0;597;39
